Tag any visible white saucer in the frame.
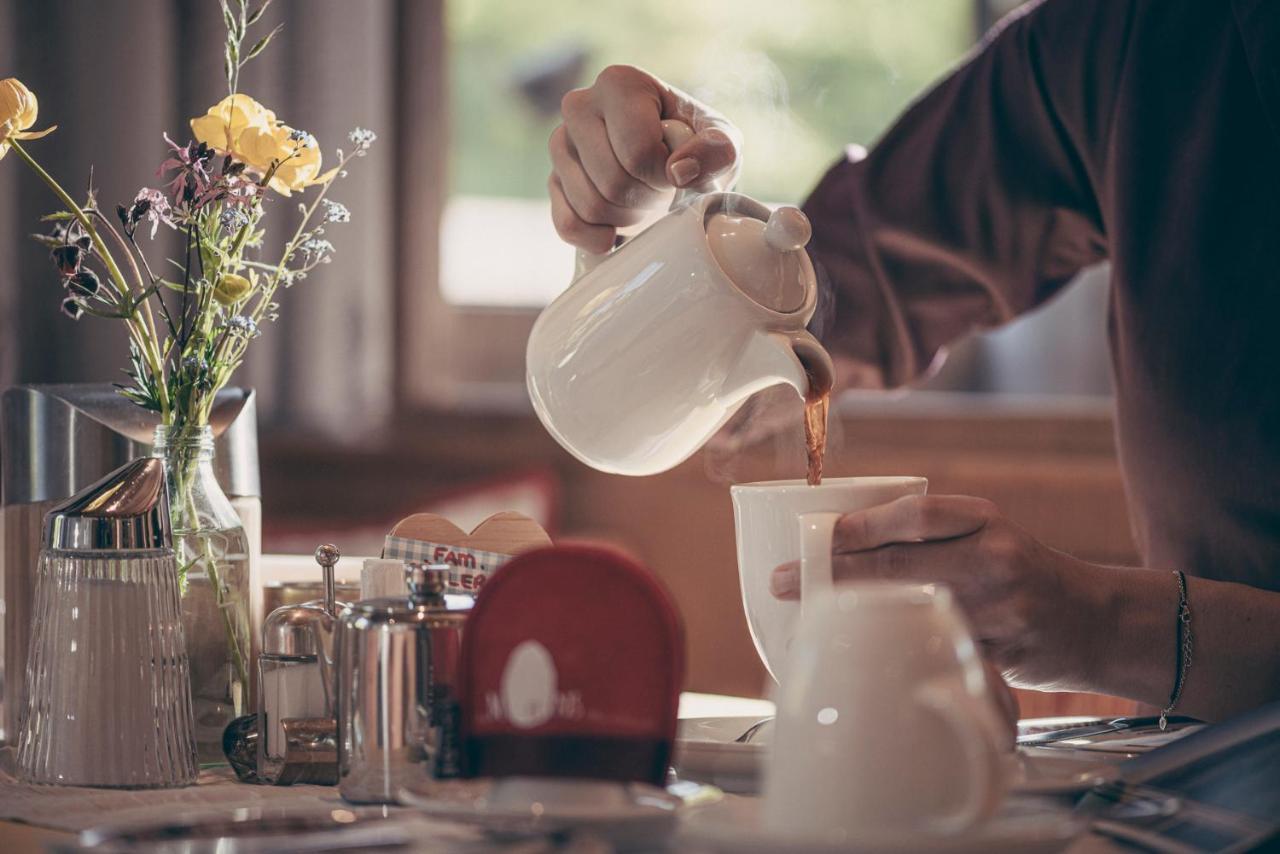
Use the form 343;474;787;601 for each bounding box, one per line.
674;716;766;793
674;716;1117;796
398;776;700;847
679;794;1083;854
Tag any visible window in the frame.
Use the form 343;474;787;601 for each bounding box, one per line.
413;3;1099;408
442;0;977;308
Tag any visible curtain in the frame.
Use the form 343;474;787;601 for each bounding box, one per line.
0;0;436;437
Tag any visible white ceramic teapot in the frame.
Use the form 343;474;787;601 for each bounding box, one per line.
526;122;834;476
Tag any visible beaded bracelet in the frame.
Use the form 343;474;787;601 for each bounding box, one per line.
1159;570;1193;731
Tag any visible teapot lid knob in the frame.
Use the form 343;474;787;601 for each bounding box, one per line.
764;206;812;253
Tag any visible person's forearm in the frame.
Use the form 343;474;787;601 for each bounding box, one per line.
1083;566;1280;721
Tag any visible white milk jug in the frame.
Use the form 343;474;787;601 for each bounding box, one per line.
526;122;834;476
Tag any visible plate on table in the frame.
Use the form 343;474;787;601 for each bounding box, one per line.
77;807;439;853
673;716;770;793
674;716;1117;797
398;776;719;849
679;794;1083;854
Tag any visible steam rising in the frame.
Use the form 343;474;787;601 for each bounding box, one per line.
703;384;845;486
689;49;843;485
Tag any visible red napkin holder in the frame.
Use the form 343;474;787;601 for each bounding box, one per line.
457;544;684;785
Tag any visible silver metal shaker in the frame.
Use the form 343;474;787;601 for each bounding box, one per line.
337;563;470;803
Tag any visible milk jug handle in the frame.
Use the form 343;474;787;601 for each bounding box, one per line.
914;681;1004;834
572;120;715;281
798;512;841;618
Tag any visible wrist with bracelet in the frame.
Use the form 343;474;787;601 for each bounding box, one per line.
1160;569;1194;730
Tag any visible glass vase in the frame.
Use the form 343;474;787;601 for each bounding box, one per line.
154;425;251;765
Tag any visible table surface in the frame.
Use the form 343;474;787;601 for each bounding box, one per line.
0;694;1125;853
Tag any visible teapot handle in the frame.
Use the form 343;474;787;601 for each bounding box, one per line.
572;120;720;281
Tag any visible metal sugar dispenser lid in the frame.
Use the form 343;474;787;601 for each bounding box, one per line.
262;544;342;658
43;457;171;552
348;561;469;622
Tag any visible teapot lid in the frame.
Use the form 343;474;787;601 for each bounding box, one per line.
706;205;812;313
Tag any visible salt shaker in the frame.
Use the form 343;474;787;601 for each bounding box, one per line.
257;544;344;784
337;563;470;803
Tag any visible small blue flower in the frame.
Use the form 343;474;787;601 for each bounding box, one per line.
348;127;377;151
227;315;260;338
301;237;335;257
321;199;351;223
220;207;251;233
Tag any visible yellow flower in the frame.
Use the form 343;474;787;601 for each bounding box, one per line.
0;77;56;160
213;271;254;306
190;93;328;196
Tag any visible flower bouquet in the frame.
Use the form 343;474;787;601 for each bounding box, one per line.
1;1;374;761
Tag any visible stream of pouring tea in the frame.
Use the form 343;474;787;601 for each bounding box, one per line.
803;359;831;485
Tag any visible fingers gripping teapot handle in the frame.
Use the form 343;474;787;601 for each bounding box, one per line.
573;120;708;280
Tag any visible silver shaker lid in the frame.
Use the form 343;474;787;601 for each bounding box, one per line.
42;457;171;551
345;563;467;622
262;544;343;657
263;603;333;657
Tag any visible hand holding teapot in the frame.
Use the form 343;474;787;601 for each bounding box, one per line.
548;65;742;253
530;70;834;477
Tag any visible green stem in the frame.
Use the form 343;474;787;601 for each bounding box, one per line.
10;140;172;421
170;446;249;702
214;150;357;372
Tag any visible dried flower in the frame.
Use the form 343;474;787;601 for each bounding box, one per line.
213;272;254;306
50;220;91;251
60;297;84;320
348;127;376;151
0;78;56;160
50;244;82;275
191;94;327;196
122;188;173;239
227;315;260;337
220;206;251;233
159;133;216;204
300;237;334;257
67;269;101;296
321;199;350;223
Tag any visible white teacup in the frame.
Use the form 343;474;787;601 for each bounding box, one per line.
730;476;928;682
763;582;1007;839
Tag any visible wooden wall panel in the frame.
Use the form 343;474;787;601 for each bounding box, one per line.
262;402;1140;717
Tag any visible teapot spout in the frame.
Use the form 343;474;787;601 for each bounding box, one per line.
723;329;834;405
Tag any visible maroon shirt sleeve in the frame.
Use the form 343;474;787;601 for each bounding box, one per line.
804;0;1129;389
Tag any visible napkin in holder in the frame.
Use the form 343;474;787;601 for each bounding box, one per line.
456;544;684;785
365;511;552;599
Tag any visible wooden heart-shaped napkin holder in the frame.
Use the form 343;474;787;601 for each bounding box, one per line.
378;511;552;597
456;544;684;785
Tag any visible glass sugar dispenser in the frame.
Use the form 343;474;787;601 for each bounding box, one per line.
17;458;198;788
256;544;346;785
